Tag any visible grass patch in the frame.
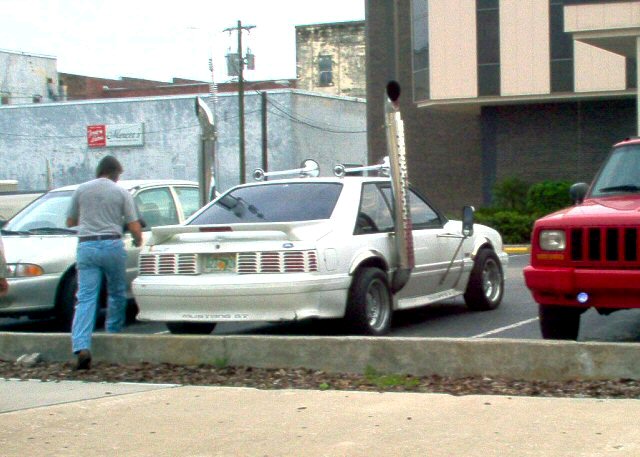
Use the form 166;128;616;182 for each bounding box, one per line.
364;365;420;389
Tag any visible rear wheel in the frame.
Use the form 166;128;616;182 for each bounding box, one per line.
166;322;217;335
464;249;504;311
344;267;392;336
539;305;582;340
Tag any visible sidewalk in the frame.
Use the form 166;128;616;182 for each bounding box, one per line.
1;379;638;457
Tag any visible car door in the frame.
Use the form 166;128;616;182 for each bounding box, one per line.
382;187;464;307
123;186;182;286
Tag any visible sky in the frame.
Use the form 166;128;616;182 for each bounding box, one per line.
0;0;365;83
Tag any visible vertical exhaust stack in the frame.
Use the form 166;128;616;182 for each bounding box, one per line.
384;81;415;293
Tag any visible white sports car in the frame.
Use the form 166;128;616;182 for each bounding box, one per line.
133;167;508;335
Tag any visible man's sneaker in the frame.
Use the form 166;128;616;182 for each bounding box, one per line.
75;350;91;370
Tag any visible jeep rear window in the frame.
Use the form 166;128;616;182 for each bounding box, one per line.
189;182;343;224
591;144;640;197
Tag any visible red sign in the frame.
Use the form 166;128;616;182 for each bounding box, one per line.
87;125;106;148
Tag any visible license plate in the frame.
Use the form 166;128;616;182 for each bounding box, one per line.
203;254;236;273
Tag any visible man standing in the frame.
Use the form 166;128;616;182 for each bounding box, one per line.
0;237;8;297
66;155;143;370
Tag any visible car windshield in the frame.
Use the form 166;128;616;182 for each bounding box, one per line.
2;190;77;234
591;144;640;197
189;182;343;224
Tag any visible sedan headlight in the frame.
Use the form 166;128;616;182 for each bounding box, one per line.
6;263;44;277
539;230;566;251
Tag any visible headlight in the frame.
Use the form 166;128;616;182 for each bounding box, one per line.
539;230;566;251
6;263;44;277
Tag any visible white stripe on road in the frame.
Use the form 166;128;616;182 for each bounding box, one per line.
154;331;169;334
471;317;539;338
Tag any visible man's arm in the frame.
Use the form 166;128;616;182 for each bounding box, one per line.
128;220;143;247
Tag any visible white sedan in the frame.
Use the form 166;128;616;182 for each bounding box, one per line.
0;180;200;329
133;172;507;335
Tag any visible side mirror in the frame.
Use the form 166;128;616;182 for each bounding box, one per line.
569;182;589;205
462;206;475;238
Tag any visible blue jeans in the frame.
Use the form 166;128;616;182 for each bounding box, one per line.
71;239;127;353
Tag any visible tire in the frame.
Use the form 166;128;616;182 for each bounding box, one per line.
166;322;217;335
464;248;504;311
345;267;392;336
539;305;581;340
55;273;78;331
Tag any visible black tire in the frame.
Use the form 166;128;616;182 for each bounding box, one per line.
55;273;77;331
539;305;582;340
166;322;217;335
464;248;504;311
345;267;392;335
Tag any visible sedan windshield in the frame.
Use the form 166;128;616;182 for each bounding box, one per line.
591;144;640;197
189;182;343;224
2;190;76;234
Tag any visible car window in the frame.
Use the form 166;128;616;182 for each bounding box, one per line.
174;186;200;219
190;182;343;224
135;187;179;227
3;191;73;232
381;186;442;229
356;183;394;234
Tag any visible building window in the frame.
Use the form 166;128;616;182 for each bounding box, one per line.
318;55;333;86
411;0;429;100
627;57;637;89
0;93;9;105
550;0;574;92
477;0;500;96
32;95;42;103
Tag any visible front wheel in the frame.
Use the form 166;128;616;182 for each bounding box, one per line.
55;273;78;331
539;305;582;340
166;322;217;335
344;267;392;336
464;249;504;311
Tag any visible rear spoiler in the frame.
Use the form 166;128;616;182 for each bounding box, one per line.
148;220;331;245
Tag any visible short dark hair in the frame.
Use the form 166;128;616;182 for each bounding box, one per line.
96;155;123;179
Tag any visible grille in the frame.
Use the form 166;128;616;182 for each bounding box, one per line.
138;250;318;275
237;250;318;274
139;254;198;275
570;227;639;265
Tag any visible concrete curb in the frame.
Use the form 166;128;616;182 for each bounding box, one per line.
504;245;530;254
1;332;639;381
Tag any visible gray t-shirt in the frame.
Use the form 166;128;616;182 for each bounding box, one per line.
67;178;138;237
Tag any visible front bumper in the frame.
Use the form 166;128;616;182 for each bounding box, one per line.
0;274;61;315
133;273;352;323
524;265;640;308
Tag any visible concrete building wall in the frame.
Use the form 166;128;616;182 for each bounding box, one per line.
429;0;478;99
0;91;366;193
500;0;551;96
0;50;61;105
296;21;366;98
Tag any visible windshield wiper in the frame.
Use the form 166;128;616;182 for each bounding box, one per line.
598;184;640;193
26;227;77;234
1;229;32;235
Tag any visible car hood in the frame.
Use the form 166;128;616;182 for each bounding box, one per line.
2;235;78;268
536;195;640;227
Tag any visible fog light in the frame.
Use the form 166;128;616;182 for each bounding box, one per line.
577;292;589;304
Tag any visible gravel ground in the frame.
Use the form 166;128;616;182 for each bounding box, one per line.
1;360;640;399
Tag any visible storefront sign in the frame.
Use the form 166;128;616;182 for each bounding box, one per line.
87;123;144;148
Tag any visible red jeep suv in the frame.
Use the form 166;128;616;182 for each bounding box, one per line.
524;137;640;340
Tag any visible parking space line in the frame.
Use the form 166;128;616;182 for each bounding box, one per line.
471;317;539;338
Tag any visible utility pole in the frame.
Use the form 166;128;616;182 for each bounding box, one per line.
224;20;255;184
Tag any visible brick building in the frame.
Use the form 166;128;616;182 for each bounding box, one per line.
366;0;639;213
296;21;366;98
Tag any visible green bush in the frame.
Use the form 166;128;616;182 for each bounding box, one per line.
475;209;536;244
492;177;529;212
526;180;572;216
